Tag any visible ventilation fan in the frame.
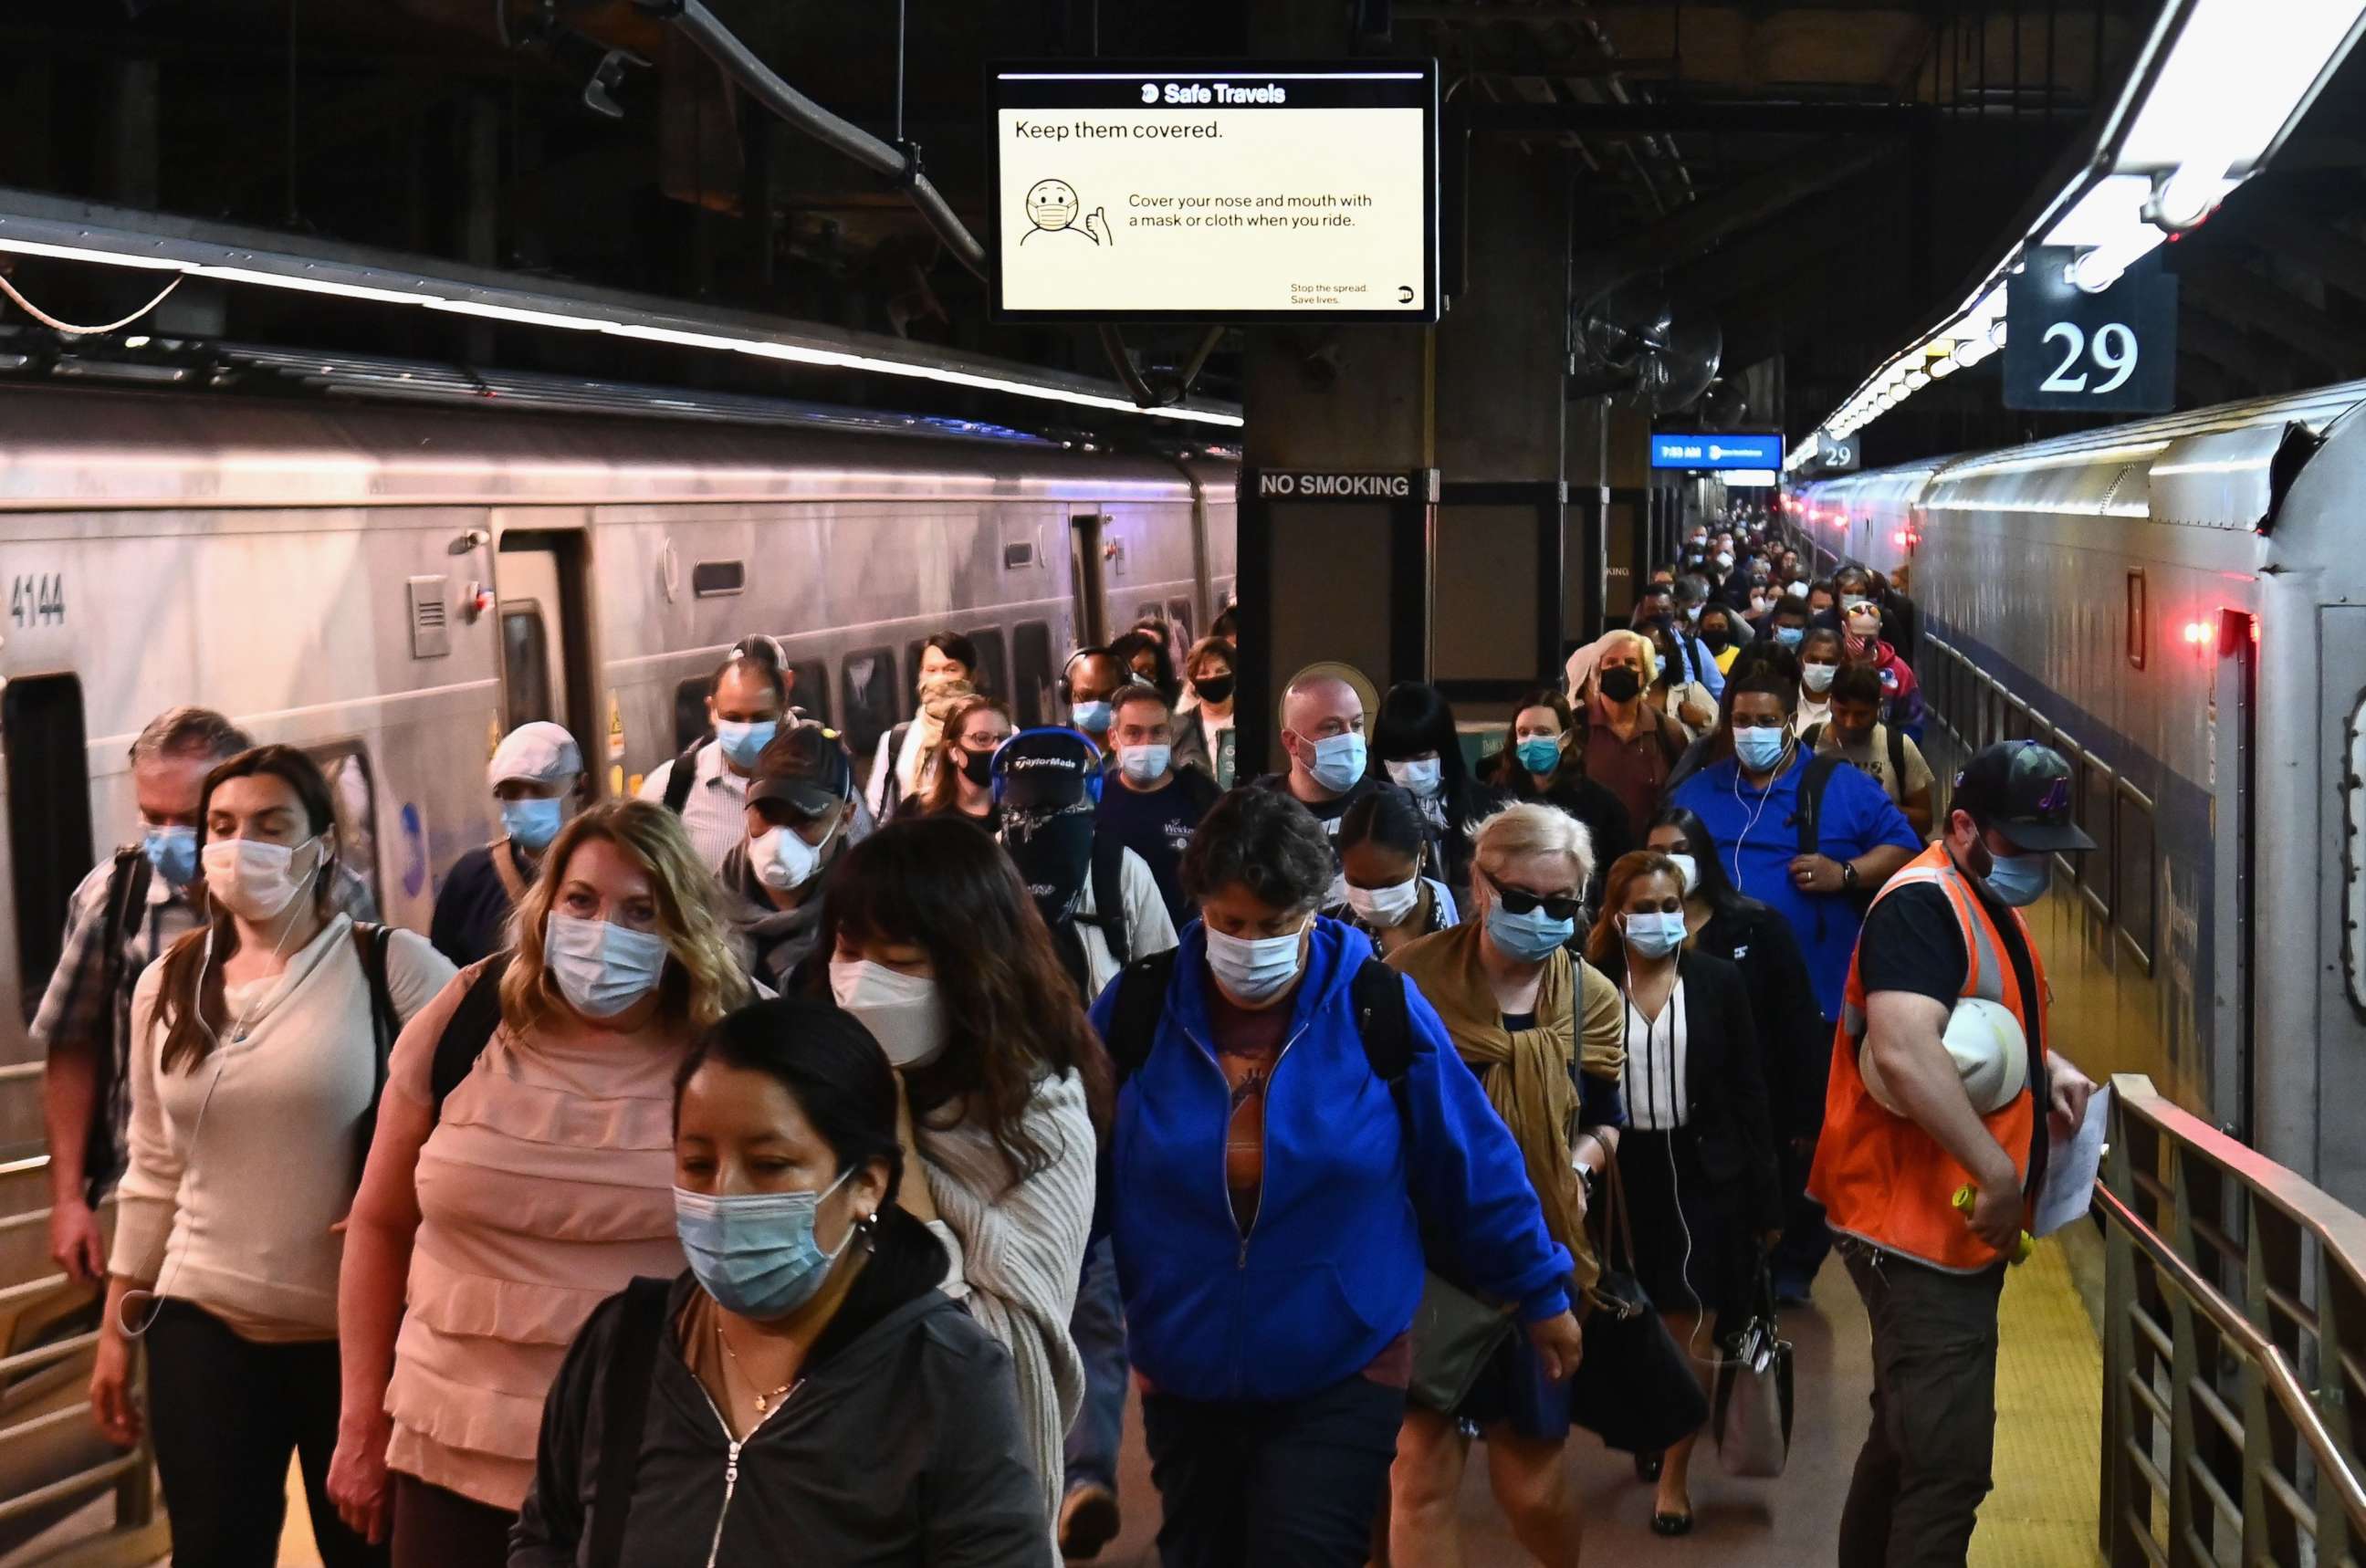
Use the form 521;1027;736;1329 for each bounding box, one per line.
1573;278;1724;415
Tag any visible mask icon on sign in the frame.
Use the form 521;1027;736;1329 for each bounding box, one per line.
1022;179;1111;246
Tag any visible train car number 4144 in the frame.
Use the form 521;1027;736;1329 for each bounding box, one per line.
9;573;65;629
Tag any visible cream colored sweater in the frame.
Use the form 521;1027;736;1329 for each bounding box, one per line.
111;913;454;1340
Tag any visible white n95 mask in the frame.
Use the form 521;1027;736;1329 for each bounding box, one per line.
830;958;948;1069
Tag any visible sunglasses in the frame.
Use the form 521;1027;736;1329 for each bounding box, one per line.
1483;868;1585;924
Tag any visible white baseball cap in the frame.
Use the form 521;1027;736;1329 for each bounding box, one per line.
487;721;583;789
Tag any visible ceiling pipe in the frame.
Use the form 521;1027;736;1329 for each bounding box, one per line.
633;0;987;277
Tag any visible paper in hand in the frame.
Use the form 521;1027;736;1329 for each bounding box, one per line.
2033;1084;2111;1239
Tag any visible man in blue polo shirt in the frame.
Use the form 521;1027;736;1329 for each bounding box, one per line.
1671;658;1920;1301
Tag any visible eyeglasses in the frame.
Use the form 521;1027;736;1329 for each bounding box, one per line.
1483;868;1584;924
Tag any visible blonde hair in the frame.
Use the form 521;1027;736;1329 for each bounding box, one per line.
1471;800;1596;896
1596;628;1660;690
501;800;751;1037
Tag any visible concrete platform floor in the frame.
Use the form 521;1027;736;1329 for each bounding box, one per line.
93;1235;2102;1567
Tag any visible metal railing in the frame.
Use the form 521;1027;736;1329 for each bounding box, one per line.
2101;1074;2366;1568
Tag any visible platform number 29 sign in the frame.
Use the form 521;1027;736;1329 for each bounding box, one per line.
2005;246;2176;414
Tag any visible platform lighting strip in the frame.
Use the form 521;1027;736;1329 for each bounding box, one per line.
0;227;1245;429
1785;0;2366;473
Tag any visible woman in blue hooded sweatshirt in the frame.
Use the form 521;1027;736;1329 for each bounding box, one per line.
1090;786;1582;1567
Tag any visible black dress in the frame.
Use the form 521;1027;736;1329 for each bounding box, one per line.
1593;948;1781;1322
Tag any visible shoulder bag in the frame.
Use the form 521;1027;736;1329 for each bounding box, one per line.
1566;1148;1711;1453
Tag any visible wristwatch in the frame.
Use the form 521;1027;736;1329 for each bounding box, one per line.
1840;858;1860;893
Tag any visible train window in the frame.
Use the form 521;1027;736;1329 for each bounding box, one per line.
841;647;899;760
1012;621;1054;727
966;628;1010;700
2049;736;2084;883
501;602;555;731
1167;599;1195;642
671;677;709;755
790;660;830;726
692;560;747;599
1134;602;1163;631
2116;782;2156;970
2078;757;2117;921
307;740;385;917
2126;570;2148;671
2;674;94;1018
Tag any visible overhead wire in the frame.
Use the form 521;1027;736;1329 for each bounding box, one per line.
0;270;184;335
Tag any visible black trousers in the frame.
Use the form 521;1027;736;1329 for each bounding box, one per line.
1837;1241;2008;1568
144;1299;388;1568
1774;1131;1834;1286
391;1471;517;1568
1140;1374;1404;1568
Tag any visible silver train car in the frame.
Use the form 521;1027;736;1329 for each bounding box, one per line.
1795;382;2366;1215
0;382;1235;1555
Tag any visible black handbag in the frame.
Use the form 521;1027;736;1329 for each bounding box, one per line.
1566;1152;1712;1453
1406;1270;1518;1415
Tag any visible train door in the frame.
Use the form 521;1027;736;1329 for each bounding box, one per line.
493;518;602;794
2209;610;2257;1141
1069;512;1110;650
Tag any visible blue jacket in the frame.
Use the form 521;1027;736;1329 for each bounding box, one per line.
1090;917;1575;1404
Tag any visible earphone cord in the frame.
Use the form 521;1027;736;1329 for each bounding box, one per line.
117;860;326;1340
1619;938;1710;1365
1728;733;1793;892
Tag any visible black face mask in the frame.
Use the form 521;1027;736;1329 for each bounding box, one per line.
960;748;996;788
1701;626;1732;651
1598;667;1643;703
1195;675;1235;706
1001;805;1097;927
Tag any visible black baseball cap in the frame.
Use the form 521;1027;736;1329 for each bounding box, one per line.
992;727;1103;812
1952;741;2094;852
748;723;853;820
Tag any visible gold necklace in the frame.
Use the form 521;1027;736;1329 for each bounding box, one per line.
715;1321;798;1414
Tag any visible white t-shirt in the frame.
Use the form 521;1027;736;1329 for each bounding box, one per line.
1075;847;1181;998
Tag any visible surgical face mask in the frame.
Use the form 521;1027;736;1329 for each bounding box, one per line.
715;718;779;771
1749;595;1774;616
1386;758;1442;798
1204;920;1308;1004
1665;852;1700;894
1685;604;1702;622
1515;736;1564;775
1774;625;1806;650
1733;726;1790;773
1802;661;1838;694
1485;901;1575;963
830;958;948;1069
1715;551;1735;570
751;816;837;893
201;835;321;922
1118;743;1172;784
543;911;669;1019
1622;909;1688;958
1984;848;2052;907
1070;699;1113;735
675;1172;855;1322
142;824;199;888
1598;666;1643;704
1303;732;1366;794
500;797;564;852
1345;875;1423;928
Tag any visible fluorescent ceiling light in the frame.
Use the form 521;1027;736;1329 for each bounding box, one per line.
0;204;1244;428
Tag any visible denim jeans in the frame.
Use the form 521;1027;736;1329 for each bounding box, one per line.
1063;1235;1129;1495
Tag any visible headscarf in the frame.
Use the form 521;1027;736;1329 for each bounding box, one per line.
895;677;978;799
1388;922;1626;1294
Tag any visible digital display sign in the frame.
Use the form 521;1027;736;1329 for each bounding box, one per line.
989;61;1439;322
1649;434;1785;471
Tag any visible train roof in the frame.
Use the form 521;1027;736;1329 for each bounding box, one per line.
0;371;1226;513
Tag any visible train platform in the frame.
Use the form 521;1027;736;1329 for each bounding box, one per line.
162;1234;2100;1567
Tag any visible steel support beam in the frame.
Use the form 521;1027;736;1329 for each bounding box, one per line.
1464;99;1934;136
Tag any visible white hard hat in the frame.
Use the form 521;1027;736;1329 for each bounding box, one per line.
1861;996;2028;1117
488;721;583;789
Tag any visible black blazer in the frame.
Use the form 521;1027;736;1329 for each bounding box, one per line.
1594;946;1783;1233
1696;898;1829;1145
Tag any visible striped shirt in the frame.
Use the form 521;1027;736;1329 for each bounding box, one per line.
1620;977;1691;1132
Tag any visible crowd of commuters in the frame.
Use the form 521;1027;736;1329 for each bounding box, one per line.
43;518;2094;1566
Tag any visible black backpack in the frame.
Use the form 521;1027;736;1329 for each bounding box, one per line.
350;921;400;1183
415;953;516;1124
585;1275;671;1568
659;741;706;815
1076;835;1134;971
84;846;156;1198
1100;946;1411;1099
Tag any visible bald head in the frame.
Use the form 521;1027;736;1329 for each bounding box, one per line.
1279;674;1367;802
